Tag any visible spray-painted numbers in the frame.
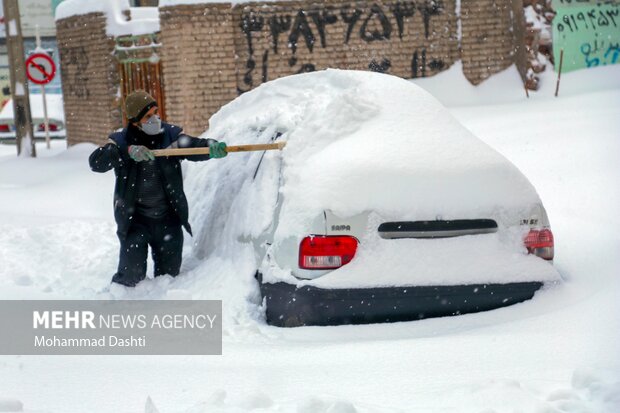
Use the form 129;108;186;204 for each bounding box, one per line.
238;0;448;92
369;58;392;72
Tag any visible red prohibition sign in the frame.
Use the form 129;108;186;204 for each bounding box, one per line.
25;53;56;85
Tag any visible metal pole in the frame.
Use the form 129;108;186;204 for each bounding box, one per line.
2;0;36;157
555;49;564;98
36;25;51;149
41;83;50;149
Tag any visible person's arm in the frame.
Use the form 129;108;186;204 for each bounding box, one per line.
172;134;227;162
89;139;124;173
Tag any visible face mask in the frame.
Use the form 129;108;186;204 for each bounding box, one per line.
139;115;162;136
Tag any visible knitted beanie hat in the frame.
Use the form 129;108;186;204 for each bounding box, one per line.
125;90;157;123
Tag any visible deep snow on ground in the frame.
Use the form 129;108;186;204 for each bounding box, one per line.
0;65;619;412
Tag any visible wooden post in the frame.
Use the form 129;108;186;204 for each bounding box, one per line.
3;0;36;157
36;25;51;150
555;49;564;98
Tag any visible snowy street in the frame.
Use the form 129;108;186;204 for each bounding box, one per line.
0;66;619;412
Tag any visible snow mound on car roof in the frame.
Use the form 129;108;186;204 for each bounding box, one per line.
191;69;541;241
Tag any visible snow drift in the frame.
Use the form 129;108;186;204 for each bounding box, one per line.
185;69;558;288
198;70;542;237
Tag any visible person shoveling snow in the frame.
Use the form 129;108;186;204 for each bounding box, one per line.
88;90;228;287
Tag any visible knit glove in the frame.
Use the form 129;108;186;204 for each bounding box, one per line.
209;141;228;159
128;145;155;162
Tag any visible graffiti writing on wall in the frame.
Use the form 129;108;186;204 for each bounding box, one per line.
580;39;620;67
552;2;620;73
237;0;448;93
59;46;90;98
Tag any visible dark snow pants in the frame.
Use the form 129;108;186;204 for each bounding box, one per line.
112;213;183;287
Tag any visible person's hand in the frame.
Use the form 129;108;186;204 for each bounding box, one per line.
209;141;227;159
128;145;154;162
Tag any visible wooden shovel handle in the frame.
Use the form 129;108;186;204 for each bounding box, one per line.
151;141;286;157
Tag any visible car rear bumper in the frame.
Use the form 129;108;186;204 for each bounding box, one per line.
256;272;544;327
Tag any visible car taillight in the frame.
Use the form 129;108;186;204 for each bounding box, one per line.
299;235;359;270
524;228;554;260
38;123;59;132
0;124;10;132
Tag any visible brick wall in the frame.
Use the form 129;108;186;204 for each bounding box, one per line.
57;1;526;143
160;0;525;135
56;13;121;146
159;4;238;136
461;0;526;85
232;0;459;92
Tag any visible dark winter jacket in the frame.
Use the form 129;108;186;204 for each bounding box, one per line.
89;122;217;240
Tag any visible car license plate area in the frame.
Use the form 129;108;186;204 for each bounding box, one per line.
378;219;498;239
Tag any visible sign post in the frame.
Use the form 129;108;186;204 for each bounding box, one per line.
26;26;56;149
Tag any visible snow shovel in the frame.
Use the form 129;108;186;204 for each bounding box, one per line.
151;141;286;157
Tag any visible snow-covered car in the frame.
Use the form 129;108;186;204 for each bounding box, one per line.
0;94;66;140
189;69;561;327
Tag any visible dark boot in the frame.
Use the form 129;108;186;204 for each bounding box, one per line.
112;218;150;287
111;272;139;287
